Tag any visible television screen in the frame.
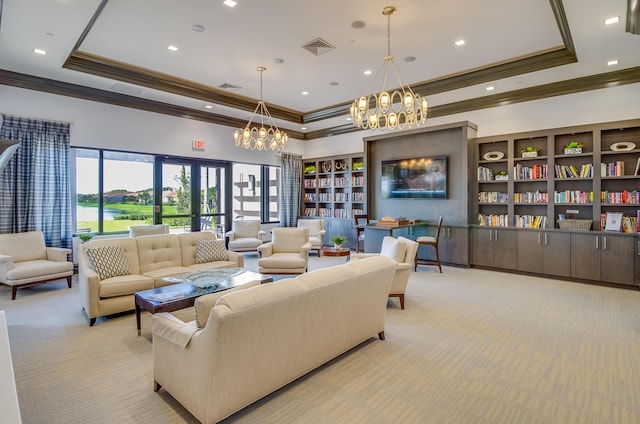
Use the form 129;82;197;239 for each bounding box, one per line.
381;156;447;199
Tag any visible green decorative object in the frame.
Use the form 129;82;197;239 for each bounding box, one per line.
304;165;316;174
78;233;94;243
331;235;347;249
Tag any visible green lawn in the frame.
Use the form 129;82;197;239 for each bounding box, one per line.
76;202;184;233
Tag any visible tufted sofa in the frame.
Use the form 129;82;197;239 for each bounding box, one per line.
151;255;397;424
78;232;243;326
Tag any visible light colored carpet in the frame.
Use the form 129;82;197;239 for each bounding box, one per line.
2;253;640;424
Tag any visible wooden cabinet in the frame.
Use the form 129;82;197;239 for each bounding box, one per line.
570;233;635;286
418;225;469;266
517;230;570;277
471;227;517;270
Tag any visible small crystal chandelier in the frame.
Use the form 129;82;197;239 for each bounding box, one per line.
234;66;288;151
350;6;428;131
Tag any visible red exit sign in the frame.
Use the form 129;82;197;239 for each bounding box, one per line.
192;139;205;150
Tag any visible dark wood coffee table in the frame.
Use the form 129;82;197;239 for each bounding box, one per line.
134;269;272;335
320;246;351;261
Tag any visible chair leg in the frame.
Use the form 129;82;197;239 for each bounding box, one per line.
378;331;385;340
435;247;442;273
11;286;17;300
66;275;72;288
399;294;405;310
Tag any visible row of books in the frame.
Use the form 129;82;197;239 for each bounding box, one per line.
555;163;593;178
352;192;365;202
514;163;548;180
514;215;548;229
553;190;594;204
303;208;366;218
478;191;508;203
352;176;365;186
601;161;625;177
514;191;548;204
477;214;509;227
601;190;640;204
303;179;317;188
599;212;640;233
477;166;495;181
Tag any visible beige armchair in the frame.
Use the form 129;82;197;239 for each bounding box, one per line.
0;231;73;300
257;227;311;274
351;236;418;309
225;220;266;252
296;218;326;254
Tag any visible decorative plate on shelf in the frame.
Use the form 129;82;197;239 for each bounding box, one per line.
610;142;636;151
322;161;331;173
483;151;504;161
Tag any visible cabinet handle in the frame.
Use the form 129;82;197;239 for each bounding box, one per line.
595;236;599;249
603;236;607;250
447;228;450;238
494;230;498;242
544;233;548;245
489;230;492;241
538;233;541;244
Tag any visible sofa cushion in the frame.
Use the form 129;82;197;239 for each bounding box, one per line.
6;259;73;281
177;231;215;267
99;274;155;298
195;239;228;263
0;231;47;262
85;245;131;280
258;254;307;269
380;237;407;263
136;234;183;274
194;279;262;328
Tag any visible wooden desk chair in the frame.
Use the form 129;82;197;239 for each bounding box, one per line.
353;214;369;253
414;217;443;273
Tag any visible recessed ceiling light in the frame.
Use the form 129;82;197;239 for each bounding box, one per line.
363;70;373;76
167;45;178;51
301;91;309;95
404;56;416;62
604;16;619;25
346;117;352;121
192;24;205;33
454;39;466;46
33;48;46;55
273;58;284;64
301;127;307;131
351;20;366;29
205;105;213;109
486;86;495;91
224;0;237;7
607;59;619;66
329;81;339;86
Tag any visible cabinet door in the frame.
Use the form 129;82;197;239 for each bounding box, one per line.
444;227;468;266
541;232;570;277
493;229;518;270
635;238;640;287
570;233;600;281
471;228;495;267
600;235;634;285
517;231;542;273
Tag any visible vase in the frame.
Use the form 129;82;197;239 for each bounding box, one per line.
334;243;342;250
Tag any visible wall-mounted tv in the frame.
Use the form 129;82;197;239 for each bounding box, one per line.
381;156;447;199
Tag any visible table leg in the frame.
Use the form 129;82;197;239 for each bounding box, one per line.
135;303;142;336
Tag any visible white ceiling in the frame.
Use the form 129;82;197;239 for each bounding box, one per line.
0;0;638;137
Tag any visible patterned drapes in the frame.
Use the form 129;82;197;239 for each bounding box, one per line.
279;152;302;227
0;115;72;248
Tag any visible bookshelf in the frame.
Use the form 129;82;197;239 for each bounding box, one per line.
301;154;366;249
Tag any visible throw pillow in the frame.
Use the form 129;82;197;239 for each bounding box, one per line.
85;245;130;280
380;237;407;263
195;239;228;263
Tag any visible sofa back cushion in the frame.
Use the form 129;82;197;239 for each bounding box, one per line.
232;220;260;239
0;231;47;262
380;236;407;263
83;237;141;275
177;231;215;266
135;234;183;274
271;227;309;253
297;219;323;237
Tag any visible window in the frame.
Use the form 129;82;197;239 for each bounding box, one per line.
232;164;261;220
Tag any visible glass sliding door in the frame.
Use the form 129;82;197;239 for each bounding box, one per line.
200;164;227;236
161;161;193;232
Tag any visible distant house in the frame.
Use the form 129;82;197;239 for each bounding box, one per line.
163;190;177;204
104;190;138;203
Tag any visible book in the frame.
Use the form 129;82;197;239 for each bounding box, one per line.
600;213;607;230
634;157;640;176
604;212;623;232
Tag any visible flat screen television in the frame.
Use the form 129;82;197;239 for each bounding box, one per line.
381;156;447;199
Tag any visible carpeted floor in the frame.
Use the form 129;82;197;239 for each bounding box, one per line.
2;253;640;424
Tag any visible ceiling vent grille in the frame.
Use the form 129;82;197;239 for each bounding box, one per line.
218;83;242;90
302;38;335;56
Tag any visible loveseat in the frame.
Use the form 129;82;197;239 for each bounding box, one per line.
78;232;243;326
151;255;397;424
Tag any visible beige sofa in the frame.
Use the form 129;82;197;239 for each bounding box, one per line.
151;255;397;424
78;232;243;326
0;231;73;300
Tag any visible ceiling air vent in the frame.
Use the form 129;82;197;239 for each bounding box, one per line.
218;83;242;90
302;38;335;56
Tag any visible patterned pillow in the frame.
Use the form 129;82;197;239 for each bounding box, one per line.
85;245;130;280
195;239;228;263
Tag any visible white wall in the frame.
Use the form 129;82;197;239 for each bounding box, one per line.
2;82;639;160
0;85;305;166
303;83;640;157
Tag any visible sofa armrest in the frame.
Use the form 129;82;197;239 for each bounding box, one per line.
258;230;266;240
257;243;273;257
225;231;236;241
396;262;413;271
300;242;312;256
317;229;326;236
46;247;72;262
0;254;14;281
350;253;380;261
78;263;101;320
152;313;199;348
226;251;244;268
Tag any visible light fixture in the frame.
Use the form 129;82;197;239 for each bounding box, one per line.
234;66;288;151
350;6;427;131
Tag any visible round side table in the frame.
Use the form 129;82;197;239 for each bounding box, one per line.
319;246;351;261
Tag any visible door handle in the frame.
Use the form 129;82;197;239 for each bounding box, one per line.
603;236;607;250
544;233;548;245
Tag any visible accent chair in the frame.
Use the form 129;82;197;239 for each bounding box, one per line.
257;227;311;274
296;218;326;254
225;220;266;252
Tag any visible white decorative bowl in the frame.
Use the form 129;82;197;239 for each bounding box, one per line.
610;142;636;151
483;151;504;161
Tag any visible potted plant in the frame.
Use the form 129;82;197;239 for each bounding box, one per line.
304;165;316;174
563;141;584;154
352;161;364;171
495;170;509;180
519;146;540;158
331;235;347;250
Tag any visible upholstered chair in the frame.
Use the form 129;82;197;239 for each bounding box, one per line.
414;216;443;273
0;231;73;300
296;218;326;254
350;235;419;309
225;220;266;252
353;214;369;253
257;227;311;274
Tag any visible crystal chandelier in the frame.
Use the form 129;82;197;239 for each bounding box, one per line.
234;67;288;151
350;6;428;131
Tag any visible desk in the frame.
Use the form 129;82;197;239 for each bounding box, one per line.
363;221;432;253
